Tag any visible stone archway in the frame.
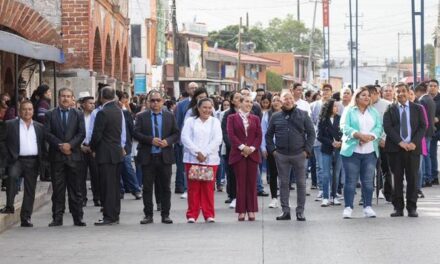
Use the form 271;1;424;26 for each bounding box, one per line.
0;0;61;45
122;48;128;82
92;28;103;75
104;35;112;77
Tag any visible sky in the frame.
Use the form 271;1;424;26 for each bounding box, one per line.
176;0;439;65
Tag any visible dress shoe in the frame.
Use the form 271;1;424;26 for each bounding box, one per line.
0;206;14;214
156;203;162;212
390;210;404;217
21;219;33;227
238;214;246;221
276;212;291;221
432;178;439;185
140;216;154;224
93;200;101;207
100;207;104;212
296;212;306;221
310;184;318;190
423;181;433;187
94;219;119;226
174;187;184;194
225;198;233;204
248;213;255;221
48;220;63;227
257;191;269;197
132;192;142;200
161;216;173;224
74;219;87;226
216;185;223;192
82;200;87;207
408;210;419;217
120;193;125;199
417;189;425;198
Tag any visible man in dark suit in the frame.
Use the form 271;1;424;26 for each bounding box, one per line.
415;83;436;189
0;101;45;227
45;88;86;227
134;91;179;224
90;87;124;225
384;82;426;217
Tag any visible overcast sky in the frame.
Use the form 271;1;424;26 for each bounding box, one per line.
177;0;438;65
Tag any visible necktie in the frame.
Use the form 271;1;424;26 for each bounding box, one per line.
153;113;160;139
61;109;68;133
400;105;408;140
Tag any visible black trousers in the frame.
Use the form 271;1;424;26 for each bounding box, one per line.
142;154;171;217
81;152;100;203
51;161;84;221
267;152;279;199
377;147;392;201
225;148;236;199
99;163;122;222
6;158;38;221
387;151;420;211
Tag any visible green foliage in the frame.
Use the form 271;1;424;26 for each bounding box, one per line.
401;44;435;77
207;14;323;56
266;71;283;92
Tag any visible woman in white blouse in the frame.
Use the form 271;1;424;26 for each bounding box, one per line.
181;98;223;223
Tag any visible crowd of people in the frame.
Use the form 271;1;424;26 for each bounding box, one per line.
0;79;439;227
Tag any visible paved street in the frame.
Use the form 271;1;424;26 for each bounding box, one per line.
1;181;440;264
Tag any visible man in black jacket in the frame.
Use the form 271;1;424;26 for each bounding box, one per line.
90;87;124;225
266;92;315;221
428;79;440;185
45;88;86;227
384;83;426;217
0;101;46;227
134;91;179;225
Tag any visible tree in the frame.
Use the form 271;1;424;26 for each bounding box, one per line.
266;71;283;92
401;43;435;78
208;24;269;52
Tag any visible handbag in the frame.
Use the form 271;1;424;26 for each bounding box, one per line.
188;165;214;181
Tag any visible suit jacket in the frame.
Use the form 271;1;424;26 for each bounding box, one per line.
5;119;46;172
317;115;342;155
123;110;134;155
419;95;436;138
0;120;6;169
90;102;124;165
227;113;262;165
45;107;85;162
133;109;180;165
175;98;190;130
383;102;426;155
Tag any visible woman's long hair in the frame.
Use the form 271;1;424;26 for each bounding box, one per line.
319;99;336;122
187;87;208;113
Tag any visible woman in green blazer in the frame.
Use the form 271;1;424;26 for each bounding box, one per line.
340;86;383;219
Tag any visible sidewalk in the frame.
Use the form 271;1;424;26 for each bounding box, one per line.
0;180;51;233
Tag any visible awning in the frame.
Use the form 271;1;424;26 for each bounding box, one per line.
0;30;64;63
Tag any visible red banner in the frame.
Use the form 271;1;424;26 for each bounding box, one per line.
323;0;329;27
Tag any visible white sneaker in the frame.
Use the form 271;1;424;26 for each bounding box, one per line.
206;217;215;223
343;207;353;219
363;206;376;218
229;199;236;209
378;190;385;199
315;191;323;201
268;198;279;208
336;193;344;199
180;192;187;199
321;199;330;207
187;218;195;223
332;197;342;206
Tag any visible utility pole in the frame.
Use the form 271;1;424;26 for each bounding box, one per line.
307;0;318;85
349;0;353;90
355;0;358;89
237;17;242;90
411;0;425;87
172;0;179;98
297;0;300;21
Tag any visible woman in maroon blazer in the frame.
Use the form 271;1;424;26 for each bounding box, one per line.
227;95;262;221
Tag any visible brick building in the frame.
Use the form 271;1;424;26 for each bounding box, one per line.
0;0;130;101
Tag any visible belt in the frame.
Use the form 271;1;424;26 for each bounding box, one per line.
19;155;38;159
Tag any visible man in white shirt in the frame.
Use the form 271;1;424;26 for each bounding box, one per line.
291;83;311;116
0;101;46;227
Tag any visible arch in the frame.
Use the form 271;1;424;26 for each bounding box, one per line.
122;48;128;82
104;35;112;76
114;42;121;81
0;0;61;45
92;28;103;74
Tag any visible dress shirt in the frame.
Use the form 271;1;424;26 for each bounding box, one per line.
181;116;223;165
353;109;376;154
87;102;126;147
295;98;312;116
83;113;91;144
19;119;38;156
238;110;255;152
151;110;163;154
398;101;411;143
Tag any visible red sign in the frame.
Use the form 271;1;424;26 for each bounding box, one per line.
323;0;329;27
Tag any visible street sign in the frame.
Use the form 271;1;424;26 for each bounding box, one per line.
435;66;440;80
134;75;147;95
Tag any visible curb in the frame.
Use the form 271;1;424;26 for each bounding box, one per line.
0;184;51;233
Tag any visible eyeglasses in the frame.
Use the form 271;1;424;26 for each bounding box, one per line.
150;99;161;103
